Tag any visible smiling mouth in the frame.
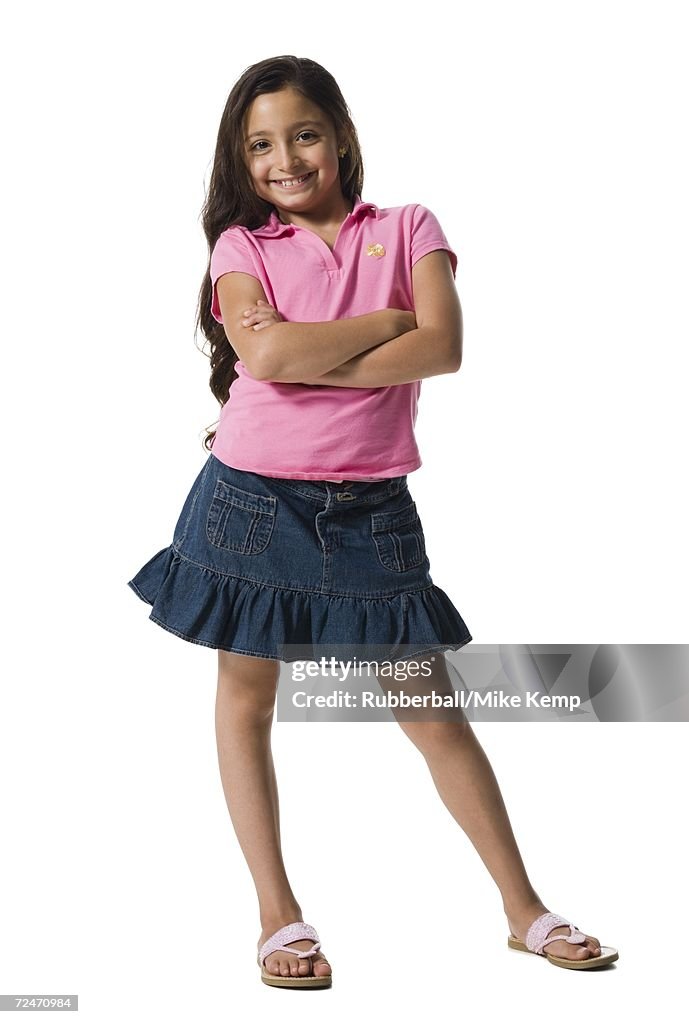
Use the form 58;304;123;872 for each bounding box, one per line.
271;171;316;188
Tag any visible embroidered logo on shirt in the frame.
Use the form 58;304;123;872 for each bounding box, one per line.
367;243;386;258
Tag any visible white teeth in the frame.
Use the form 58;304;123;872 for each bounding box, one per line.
274;173;312;188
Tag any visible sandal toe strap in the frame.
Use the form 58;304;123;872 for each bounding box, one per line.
275;941;321;959
258;922;321;966
525;912;587;955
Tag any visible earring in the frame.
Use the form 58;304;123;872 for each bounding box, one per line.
338;146;347;158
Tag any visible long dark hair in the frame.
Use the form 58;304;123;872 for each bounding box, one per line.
195;56;365;453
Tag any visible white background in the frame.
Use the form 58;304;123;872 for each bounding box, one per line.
1;0;687;1020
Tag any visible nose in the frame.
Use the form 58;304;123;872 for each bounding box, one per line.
275;144;301;172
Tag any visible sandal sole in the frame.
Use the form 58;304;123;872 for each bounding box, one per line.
508;935;619;969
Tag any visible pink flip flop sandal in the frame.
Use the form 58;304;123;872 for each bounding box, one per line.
508;912;618;969
258;922;332;988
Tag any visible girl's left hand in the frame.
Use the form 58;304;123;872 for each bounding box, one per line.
241;299;283;331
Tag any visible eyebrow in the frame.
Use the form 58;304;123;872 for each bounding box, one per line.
245;120;326;142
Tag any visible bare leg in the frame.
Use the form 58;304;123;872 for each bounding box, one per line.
215;651;331;979
384;657;603;962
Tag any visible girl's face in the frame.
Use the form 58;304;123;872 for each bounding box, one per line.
243;86;344;218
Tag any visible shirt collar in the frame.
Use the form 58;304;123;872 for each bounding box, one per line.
251;194;379;238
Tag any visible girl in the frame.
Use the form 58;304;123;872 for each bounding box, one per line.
127;55;618;988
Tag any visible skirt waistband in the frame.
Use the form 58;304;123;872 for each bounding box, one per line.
209;455;407;507
251;472;407;506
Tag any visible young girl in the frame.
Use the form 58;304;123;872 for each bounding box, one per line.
128;55;618;987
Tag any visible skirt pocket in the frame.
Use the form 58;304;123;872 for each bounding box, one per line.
205;477;277;555
370;499;427;573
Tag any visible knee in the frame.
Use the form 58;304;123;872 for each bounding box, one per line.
217;651;279;720
398;717;471;755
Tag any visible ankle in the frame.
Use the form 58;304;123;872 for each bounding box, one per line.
502;892;545;920
260;905;304;934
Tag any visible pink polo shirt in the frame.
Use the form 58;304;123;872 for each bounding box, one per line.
209;195;457;482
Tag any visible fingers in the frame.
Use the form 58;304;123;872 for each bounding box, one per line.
242;301;281;330
242;301;272;316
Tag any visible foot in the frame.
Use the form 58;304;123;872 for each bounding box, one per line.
258;920;332;980
506;902;602;962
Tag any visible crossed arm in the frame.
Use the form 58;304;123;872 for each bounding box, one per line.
220;249;463;388
304;250;463;387
298;320;461;387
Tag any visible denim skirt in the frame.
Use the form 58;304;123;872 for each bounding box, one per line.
127;453;472;663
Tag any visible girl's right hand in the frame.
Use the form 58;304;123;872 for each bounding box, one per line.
398;310;418;334
391;309;418;335
241;299;284;331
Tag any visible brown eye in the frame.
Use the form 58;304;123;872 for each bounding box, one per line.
250;131;316;152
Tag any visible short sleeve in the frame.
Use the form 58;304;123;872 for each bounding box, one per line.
409;204;458;279
209;227;262;323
